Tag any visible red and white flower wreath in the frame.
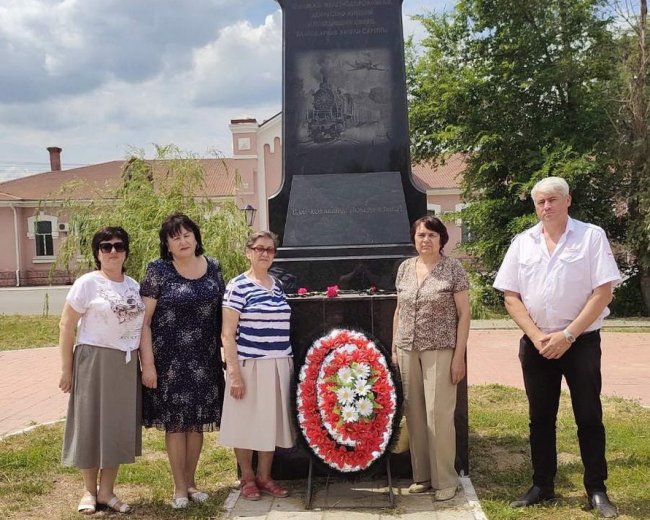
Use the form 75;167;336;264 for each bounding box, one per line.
296;329;398;473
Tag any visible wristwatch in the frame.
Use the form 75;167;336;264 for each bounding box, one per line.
563;328;576;344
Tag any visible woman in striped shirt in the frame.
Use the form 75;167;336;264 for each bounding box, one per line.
220;231;295;500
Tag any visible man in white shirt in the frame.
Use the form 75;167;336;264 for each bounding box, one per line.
494;177;621;518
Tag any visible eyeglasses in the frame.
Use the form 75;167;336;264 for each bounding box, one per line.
98;242;126;253
249;246;276;255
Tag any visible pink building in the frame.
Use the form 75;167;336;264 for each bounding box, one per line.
0;114;466;286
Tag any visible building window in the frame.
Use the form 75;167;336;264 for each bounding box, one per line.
427;203;442;216
35;221;54;256
27;212;59;261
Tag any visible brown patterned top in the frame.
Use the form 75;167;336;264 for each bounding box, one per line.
393;255;469;351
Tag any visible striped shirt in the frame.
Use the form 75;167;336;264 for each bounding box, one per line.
223;273;292;359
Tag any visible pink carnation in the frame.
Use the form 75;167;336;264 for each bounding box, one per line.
326;285;339;298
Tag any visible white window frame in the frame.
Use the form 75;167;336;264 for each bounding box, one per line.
454;203;469;226
454;203;472;244
427;203;442;216
27;212;59;263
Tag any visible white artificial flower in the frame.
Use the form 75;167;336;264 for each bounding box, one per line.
356;397;374;417
341;404;359;423
337;366;353;385
352;362;371;379
354;378;371;396
336;386;355;405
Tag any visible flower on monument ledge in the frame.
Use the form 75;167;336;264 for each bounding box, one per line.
326;285;339;298
289;285;390;297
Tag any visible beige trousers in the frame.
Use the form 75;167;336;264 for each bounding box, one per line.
397;348;458;489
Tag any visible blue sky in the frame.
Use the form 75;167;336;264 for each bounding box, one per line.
0;0;452;180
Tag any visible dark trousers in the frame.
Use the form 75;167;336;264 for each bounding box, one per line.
519;330;607;494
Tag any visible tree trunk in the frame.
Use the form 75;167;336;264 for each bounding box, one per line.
641;269;650;316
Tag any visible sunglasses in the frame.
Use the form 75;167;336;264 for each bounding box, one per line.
98;242;126;253
249;246;276;255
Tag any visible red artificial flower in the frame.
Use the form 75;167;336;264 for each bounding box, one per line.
297;287;308;295
326;285;339;297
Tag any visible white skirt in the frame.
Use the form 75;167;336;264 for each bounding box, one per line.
219;357;296;451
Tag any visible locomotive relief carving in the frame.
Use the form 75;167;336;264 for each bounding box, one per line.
293;50;393;147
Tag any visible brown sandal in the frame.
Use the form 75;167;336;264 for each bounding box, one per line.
239;478;261;501
256;479;289;498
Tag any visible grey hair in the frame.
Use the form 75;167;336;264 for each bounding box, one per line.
245;230;279;250
531;177;570;199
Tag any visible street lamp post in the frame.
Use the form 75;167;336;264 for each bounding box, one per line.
240;204;257;227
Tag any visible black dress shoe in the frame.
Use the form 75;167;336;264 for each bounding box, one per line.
510;485;556;508
588;492;618;518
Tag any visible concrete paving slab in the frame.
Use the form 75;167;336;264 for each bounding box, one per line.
225;478;482;520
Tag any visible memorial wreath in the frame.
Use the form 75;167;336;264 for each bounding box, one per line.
296;328;401;473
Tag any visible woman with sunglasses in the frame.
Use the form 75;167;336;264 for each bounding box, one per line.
220;231;295;500
59;226;145;514
139;213;226;509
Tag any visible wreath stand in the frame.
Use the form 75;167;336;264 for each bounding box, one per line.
304;456;396;509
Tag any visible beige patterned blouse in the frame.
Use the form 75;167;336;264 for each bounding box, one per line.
393;255;469;351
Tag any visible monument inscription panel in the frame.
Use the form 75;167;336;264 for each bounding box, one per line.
283;172;410;246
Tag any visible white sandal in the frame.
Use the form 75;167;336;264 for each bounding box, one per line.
188;488;209;502
77;494;96;515
171;496;189;509
98;495;132;514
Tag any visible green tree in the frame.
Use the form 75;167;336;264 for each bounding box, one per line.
408;0;623;273
51;145;250;282
609;0;650;311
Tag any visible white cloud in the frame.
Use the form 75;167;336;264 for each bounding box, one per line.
0;0;450;180
189;12;282;107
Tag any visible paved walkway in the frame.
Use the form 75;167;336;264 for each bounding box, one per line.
224;477;486;519
467;329;650;405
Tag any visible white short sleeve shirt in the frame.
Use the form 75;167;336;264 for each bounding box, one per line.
493;218;621;333
66;271;145;361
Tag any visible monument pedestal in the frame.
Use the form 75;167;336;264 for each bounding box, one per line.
272;294;469;479
271;243;415;292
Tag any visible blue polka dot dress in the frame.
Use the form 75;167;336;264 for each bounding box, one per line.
140;257;225;432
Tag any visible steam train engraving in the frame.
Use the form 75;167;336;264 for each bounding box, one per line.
307;77;355;143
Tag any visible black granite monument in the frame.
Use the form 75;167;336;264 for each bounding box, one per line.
270;0;426;291
269;0;470;481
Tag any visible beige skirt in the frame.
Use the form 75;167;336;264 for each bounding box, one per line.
219;357;296;451
62;344;142;469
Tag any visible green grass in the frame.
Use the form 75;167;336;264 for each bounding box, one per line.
0;315;59;351
0;387;648;519
0;426;236;519
469;385;650;519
